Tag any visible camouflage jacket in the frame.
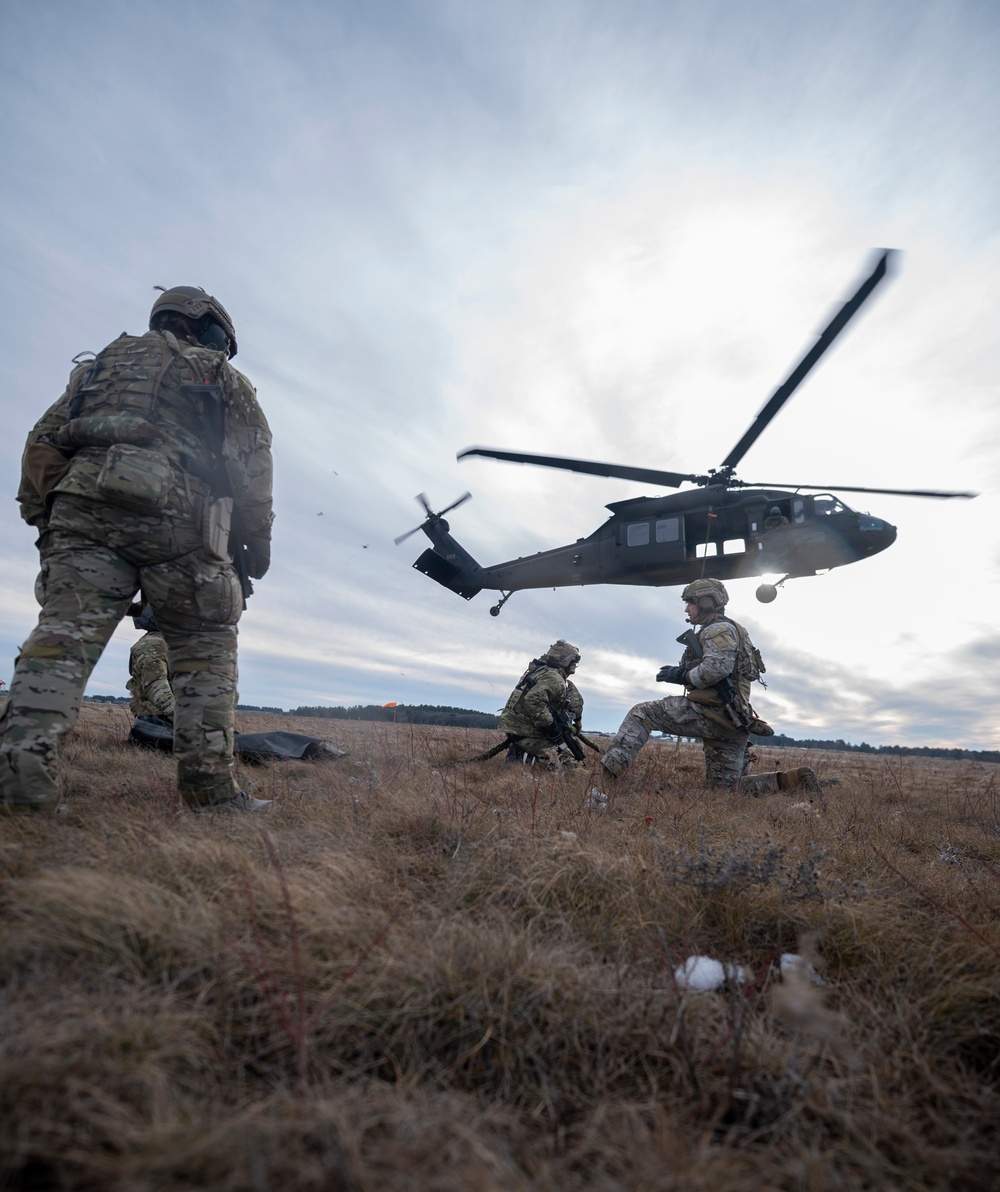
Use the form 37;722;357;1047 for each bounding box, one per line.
499;661;569;738
680;612;764;715
127;630;175;720
18;329;273;545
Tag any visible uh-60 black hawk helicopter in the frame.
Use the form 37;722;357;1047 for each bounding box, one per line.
396;250;976;615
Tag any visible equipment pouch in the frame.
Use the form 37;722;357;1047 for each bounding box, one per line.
684;686;725;708
23;439;73;500
95;443;172;513
684;686;743;734
203;496;234;562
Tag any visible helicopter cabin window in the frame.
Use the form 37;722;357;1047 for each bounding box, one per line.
812;495;845;517
655;518;680;543
695;542;718;558
723;538;746;555
793;498;807;522
626;522;650;547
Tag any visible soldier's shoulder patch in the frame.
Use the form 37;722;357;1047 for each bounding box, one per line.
700;622;739;648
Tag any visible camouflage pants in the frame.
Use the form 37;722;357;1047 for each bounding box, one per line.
601;696;750;789
507;735;584;768
0;495;243;810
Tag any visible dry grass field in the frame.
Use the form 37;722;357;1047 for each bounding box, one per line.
1;700;998;1191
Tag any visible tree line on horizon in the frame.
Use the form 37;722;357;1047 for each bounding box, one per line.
751;731;999;764
81;696;998;763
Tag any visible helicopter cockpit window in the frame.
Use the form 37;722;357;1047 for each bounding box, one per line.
813;494;845;517
626;522;650;547
792;498;806;523
655;518;680;543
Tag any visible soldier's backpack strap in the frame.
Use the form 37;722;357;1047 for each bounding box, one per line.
515;659;545;693
147;331;188;420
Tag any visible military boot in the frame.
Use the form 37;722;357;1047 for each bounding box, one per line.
600;755;627;780
0;749;64;814
189;788;273;814
740;768;821;797
181;768;272;813
778;767;822;794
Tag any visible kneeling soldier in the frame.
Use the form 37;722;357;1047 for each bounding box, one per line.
500;640;585;768
600;579;819;795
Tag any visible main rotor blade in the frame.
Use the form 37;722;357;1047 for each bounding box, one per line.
458;447;697;489
720;249;897;473
747;481;978;499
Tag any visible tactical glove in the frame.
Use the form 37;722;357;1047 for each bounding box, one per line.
245;536;271;580
545;720;564;742
656;665;688;685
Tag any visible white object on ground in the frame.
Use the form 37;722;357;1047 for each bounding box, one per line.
586;788;608;812
674;955;749;992
779;953;826;985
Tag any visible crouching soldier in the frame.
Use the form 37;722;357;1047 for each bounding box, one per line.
499;640;585;768
127;603;175;727
599;579;820;796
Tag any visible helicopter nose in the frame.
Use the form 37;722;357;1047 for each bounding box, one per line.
857;515;896;555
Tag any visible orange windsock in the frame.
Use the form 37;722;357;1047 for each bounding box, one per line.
382;702;397;708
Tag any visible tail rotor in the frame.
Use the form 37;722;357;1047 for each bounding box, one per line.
393;491;472;546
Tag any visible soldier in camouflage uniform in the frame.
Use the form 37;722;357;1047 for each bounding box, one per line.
499;640;584;767
600;579;819;795
0;286;274;813
564;678;584;734
127;605;175;725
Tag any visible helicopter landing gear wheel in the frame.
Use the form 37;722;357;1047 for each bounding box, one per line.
490;590;514;617
756;574;789;603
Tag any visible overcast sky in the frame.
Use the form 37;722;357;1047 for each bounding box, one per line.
1;0;998;748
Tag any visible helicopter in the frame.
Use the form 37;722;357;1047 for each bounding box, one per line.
396;250;976;616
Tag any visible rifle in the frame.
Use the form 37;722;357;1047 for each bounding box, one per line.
675;628;750;731
459;722;600;765
549;706;586;762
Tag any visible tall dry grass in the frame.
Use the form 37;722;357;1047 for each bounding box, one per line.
1;701;997;1190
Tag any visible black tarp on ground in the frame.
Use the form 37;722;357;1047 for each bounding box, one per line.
128;717;346;762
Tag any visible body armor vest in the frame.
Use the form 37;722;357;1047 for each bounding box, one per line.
680;614;766;718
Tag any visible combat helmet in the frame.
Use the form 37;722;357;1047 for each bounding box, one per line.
544;639;581;671
149;286;238;358
681;578;728;612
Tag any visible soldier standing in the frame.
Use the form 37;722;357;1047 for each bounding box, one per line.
0;286;274;813
599;579;819;795
499;640;584;767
